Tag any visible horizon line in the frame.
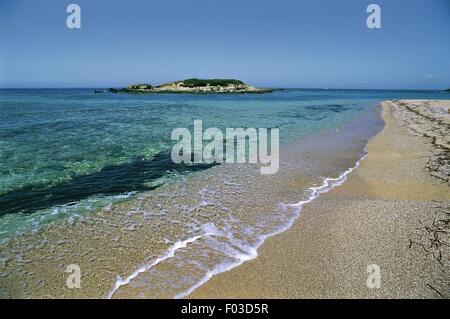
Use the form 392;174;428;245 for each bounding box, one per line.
0;87;448;92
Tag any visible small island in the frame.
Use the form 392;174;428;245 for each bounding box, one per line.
109;79;278;94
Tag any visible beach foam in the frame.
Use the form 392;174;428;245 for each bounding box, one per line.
108;152;367;299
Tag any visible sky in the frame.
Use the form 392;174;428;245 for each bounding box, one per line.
0;0;449;89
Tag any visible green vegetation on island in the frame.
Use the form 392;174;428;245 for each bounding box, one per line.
177;78;244;87
127;84;154;90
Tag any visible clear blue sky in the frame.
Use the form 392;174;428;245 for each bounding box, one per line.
0;0;449;89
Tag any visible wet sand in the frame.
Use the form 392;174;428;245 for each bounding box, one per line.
189;100;450;299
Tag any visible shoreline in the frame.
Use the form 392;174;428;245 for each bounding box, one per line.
188;100;449;298
107;107;381;299
170;153;368;300
0;104;380;299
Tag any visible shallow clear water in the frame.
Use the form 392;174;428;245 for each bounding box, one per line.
0;88;449;240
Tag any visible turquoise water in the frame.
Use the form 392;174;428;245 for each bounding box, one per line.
0;88;449;239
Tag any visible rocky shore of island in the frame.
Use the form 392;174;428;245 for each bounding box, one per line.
109;79;278;94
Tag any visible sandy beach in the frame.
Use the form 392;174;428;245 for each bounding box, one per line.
189;100;450;299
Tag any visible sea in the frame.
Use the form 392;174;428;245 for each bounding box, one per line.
0;88;448;298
